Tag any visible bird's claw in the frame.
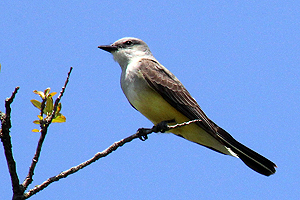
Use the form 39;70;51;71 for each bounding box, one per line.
137;120;175;141
137;128;149;141
152;119;175;133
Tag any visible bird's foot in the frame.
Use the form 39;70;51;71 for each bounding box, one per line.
137;119;176;141
152;119;175;133
137;128;151;141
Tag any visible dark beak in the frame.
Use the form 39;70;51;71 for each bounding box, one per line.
98;45;118;53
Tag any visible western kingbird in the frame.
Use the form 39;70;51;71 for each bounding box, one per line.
98;37;276;176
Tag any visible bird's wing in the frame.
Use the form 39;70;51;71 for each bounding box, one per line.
138;58;276;176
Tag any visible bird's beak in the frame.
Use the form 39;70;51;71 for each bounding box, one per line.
98;45;118;53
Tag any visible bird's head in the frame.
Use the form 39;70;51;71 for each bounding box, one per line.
98;37;153;67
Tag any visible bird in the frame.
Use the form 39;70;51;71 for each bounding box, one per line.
98;37;276;176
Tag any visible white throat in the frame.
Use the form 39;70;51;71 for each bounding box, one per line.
112;48;153;70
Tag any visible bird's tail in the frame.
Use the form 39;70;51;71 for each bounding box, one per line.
216;127;277;176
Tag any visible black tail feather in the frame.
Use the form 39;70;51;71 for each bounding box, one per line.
216;127;276;176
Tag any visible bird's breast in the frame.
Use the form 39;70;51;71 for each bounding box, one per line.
121;69;188;125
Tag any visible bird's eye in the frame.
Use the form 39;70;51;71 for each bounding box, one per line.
125;41;133;45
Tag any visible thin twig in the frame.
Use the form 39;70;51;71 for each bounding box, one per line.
24;119;201;198
49;67;72;122
22;67;73;190
0;87;24;198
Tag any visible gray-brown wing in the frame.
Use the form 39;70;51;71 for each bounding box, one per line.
138;58;276;176
138;58;222;141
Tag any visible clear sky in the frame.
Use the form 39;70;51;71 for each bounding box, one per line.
1;1;299;199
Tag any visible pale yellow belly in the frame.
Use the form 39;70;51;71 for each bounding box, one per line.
130;88;232;155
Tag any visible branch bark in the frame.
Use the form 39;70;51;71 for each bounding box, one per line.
23;119;201;198
0;87;25;199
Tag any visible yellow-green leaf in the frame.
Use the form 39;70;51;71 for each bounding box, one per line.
45;97;54;114
30;99;42;109
49;92;57;98
32;129;40;132
33;90;45;99
33;120;40;124
44;88;51;96
52;115;66;123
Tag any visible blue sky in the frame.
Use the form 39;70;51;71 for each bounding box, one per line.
1;1;299;199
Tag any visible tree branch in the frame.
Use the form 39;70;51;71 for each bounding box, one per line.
23;119;201;198
22;67;73;190
0;87;24;199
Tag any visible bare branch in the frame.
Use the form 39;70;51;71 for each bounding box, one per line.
0;87;24;198
49;67;73;122
22;67;73;190
24;119;201;198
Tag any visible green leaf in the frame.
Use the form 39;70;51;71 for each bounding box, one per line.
33;90;45;99
52;115;66;123
44;88;51;96
49;92;57;98
45;96;54;114
30;99;41;109
33;115;43;124
33;120;40;124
